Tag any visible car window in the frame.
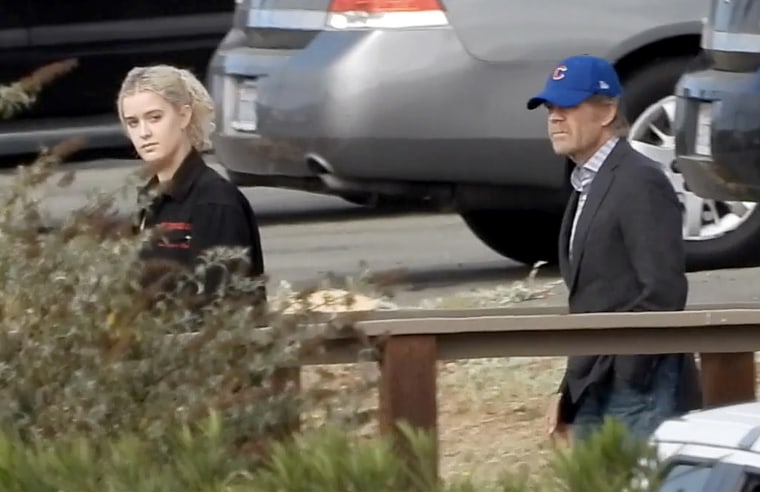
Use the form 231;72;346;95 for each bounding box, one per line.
741;473;760;492
659;462;714;492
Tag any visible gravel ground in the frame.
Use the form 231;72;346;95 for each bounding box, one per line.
297;274;569;484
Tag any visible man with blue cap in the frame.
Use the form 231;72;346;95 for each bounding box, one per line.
530;55;702;445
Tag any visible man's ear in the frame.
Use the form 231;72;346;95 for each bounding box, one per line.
601;103;618;128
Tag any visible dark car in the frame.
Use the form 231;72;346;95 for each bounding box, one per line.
0;1;233;159
674;0;760;270
207;0;760;272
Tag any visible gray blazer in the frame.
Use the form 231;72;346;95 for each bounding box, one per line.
557;139;702;422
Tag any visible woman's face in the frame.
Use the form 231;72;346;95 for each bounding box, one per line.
120;90;191;168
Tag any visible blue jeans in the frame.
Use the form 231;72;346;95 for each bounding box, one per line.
572;356;681;444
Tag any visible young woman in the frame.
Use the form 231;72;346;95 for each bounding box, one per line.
118;64;265;293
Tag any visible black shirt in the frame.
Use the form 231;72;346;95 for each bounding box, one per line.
136;150;265;282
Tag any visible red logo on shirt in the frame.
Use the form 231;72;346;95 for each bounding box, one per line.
159;222;191;231
156;222;191;249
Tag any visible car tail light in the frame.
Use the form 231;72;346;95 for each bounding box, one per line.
327;0;449;29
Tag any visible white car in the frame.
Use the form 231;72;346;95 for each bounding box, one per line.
654;401;760;491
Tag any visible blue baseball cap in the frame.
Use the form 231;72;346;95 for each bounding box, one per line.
527;55;623;110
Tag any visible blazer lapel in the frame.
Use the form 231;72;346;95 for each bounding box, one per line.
558;191;578;286
568;141;629;293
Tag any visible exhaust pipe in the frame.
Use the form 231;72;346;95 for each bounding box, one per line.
305;152;360;193
304;152;451;206
305;152;335;176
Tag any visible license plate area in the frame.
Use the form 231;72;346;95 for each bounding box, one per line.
231;79;258;133
694;102;712;156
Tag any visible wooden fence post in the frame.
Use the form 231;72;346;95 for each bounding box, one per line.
378;335;439;483
700;352;756;408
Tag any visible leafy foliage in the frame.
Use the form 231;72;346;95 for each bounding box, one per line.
0;162;375;455
0;418;665;492
0;68;378;462
550;419;662;492
0;59;78;119
0;413;241;492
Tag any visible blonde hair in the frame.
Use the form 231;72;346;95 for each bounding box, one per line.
117;65;215;152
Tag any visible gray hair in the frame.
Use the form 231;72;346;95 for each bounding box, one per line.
117;65;215;152
588;94;629;137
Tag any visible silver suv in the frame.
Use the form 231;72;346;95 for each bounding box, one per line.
205;0;760;272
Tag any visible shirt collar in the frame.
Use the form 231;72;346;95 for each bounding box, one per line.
570;136;619;193
140;149;206;202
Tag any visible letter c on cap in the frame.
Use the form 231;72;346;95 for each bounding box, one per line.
552;65;567;80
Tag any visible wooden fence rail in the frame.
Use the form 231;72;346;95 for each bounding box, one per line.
301;302;760;479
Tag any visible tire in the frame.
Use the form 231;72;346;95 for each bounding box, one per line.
461;210;562;266
623;56;760;271
683;209;760;271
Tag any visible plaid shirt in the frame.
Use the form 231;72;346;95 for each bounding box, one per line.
569;137;619;258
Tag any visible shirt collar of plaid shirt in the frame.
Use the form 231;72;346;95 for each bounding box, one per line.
569;136;619;193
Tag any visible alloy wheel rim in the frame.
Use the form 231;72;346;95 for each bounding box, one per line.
627;95;756;241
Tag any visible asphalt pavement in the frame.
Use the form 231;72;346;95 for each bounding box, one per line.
0;157;368;223
260;212;760;307
2;157;759;308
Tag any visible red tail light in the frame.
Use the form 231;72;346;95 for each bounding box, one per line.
329;0;444;13
327;0;448;28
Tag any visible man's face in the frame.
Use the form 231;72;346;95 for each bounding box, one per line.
546;99;616;163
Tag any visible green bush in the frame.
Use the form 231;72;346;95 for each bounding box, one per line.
0;63;376;460
0;412;238;492
0;156;375;454
0;418;663;492
0;59;78;119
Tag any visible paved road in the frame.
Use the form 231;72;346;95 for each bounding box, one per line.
0;158;367;224
2;158;759;308
261;212;760;308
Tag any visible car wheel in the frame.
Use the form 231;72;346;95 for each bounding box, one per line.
461;210;562;265
624;56;760;271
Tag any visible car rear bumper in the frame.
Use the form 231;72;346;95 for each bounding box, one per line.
209;27;469;181
207;27;558;189
675;67;760;201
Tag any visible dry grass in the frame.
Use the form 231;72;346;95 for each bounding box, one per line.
281;265;760;486
438;357;565;482
296;267;568;483
302;355;760;488
301;357;565;484
416;262;562;310
404;268;566;480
